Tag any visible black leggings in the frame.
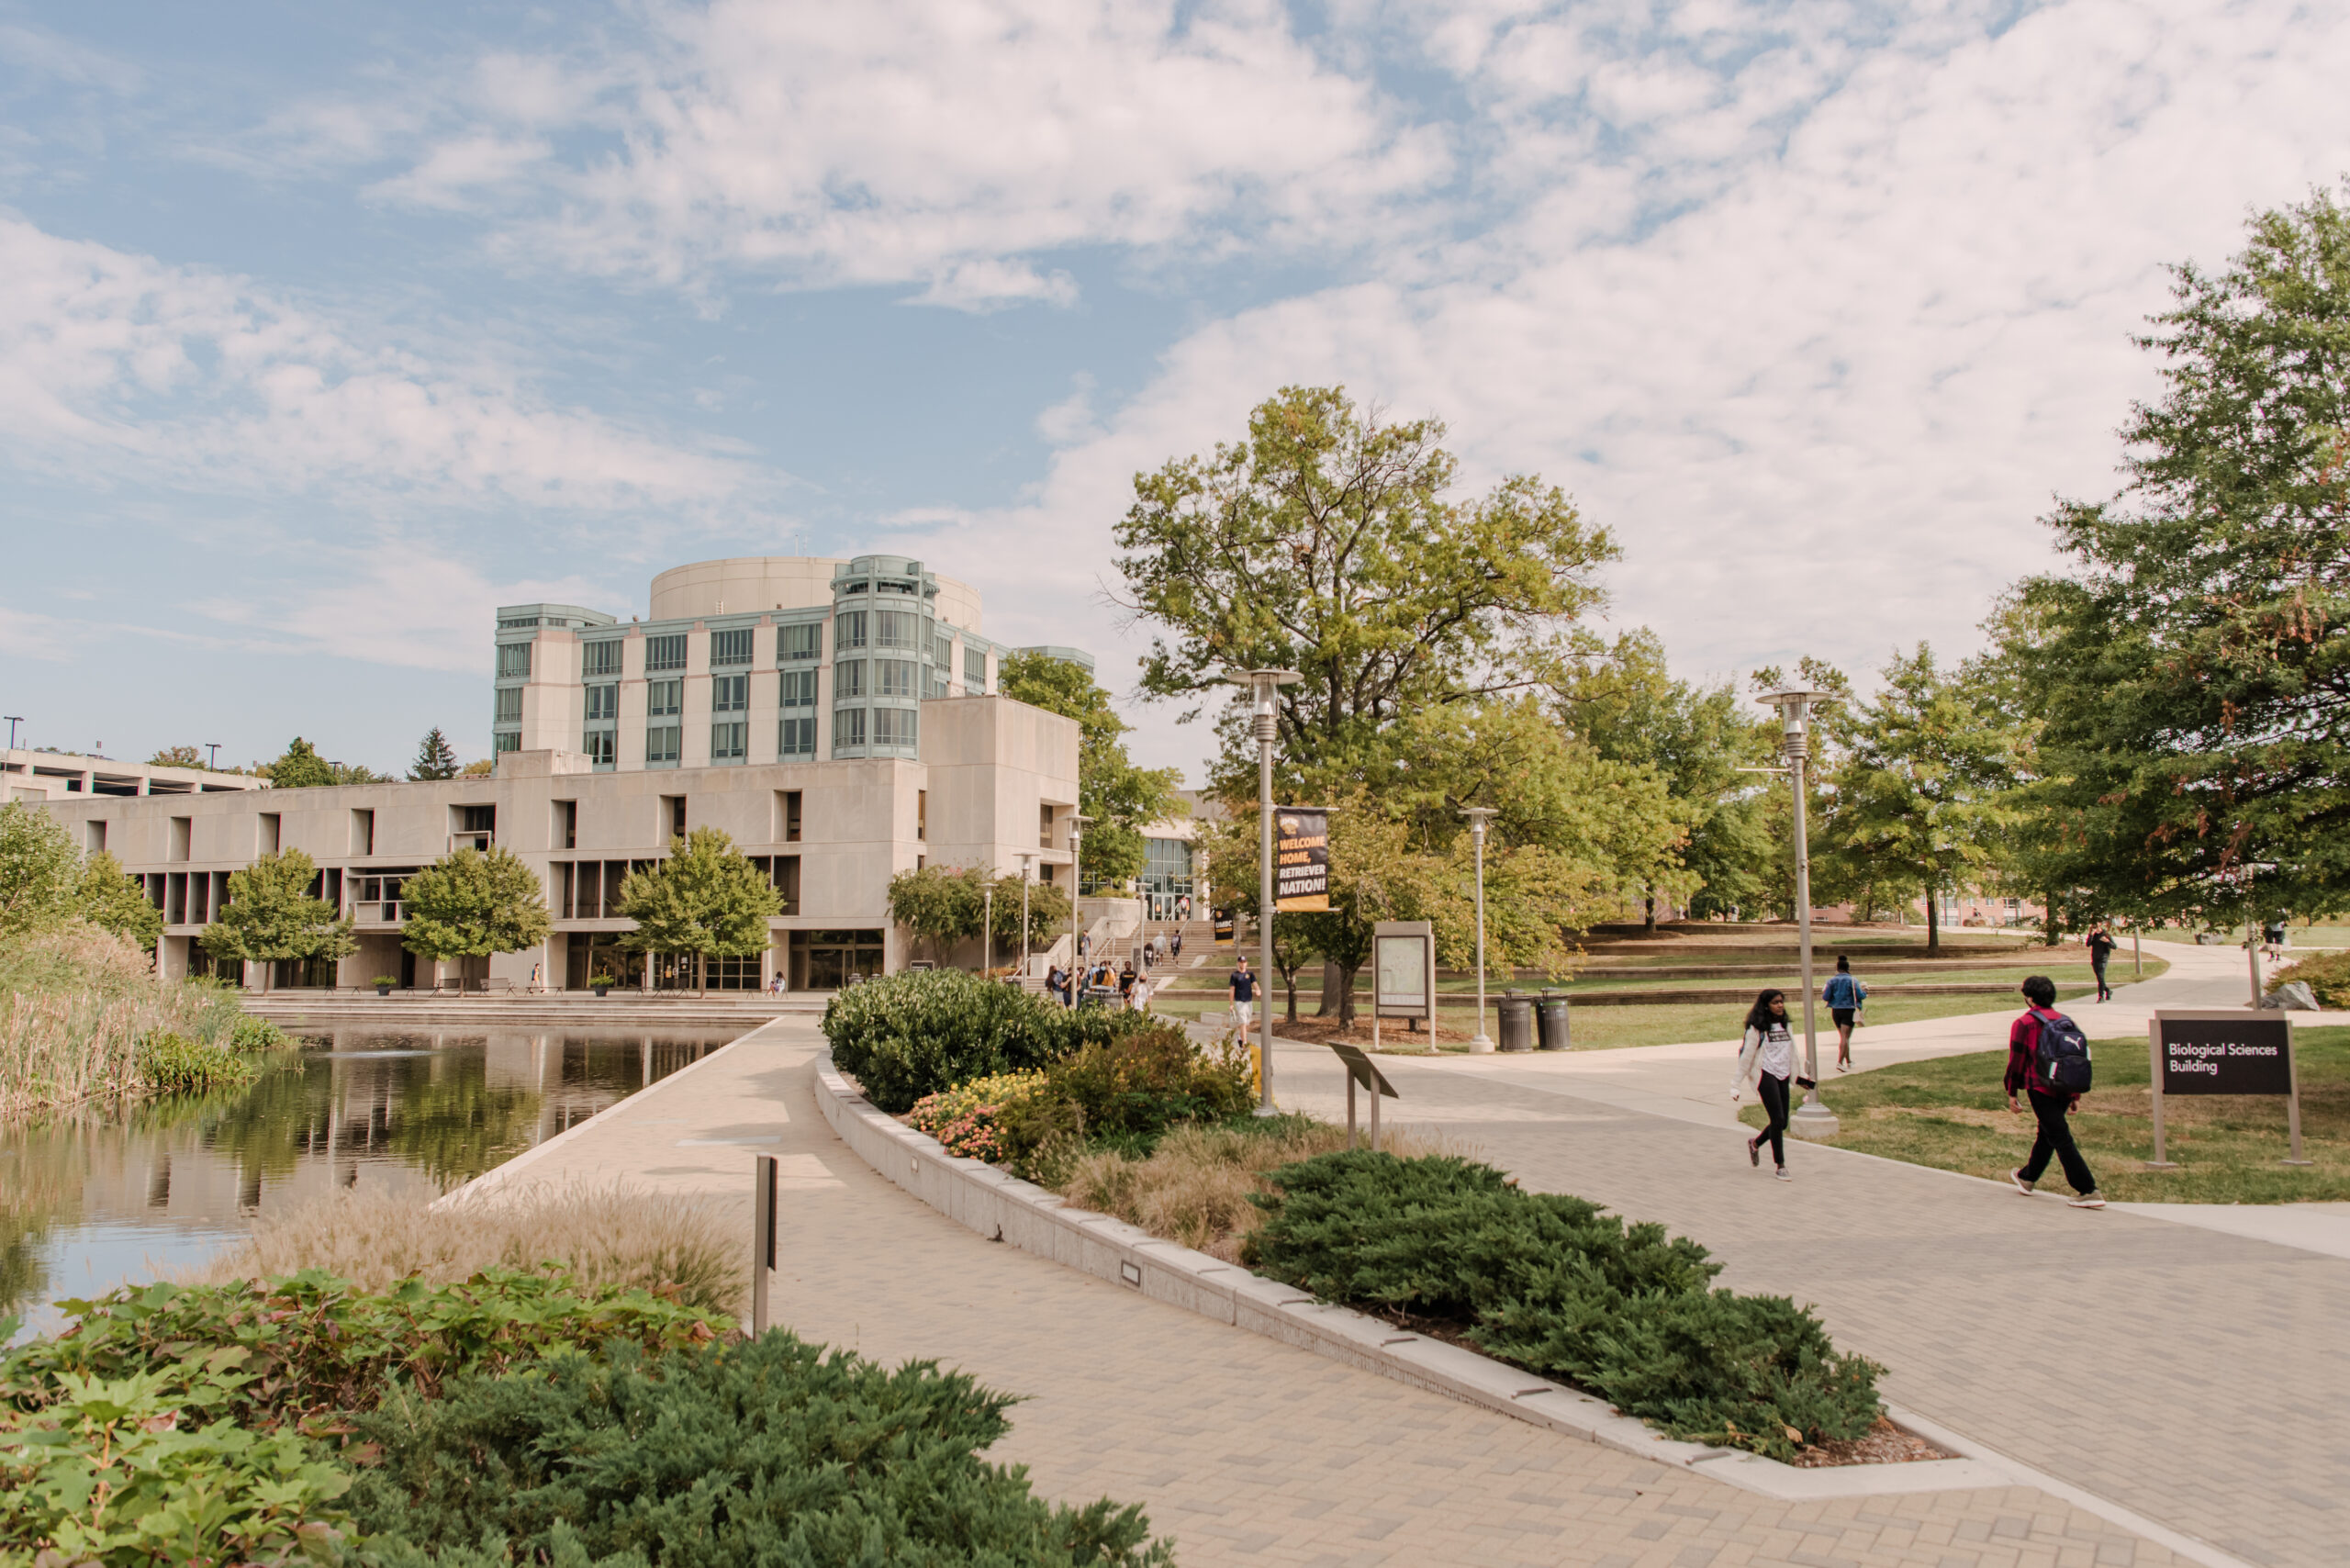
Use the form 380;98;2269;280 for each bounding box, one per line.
1754;1072;1791;1167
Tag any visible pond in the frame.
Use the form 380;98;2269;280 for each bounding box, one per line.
1;1027;740;1342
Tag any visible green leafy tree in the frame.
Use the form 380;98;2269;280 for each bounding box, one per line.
399;845;554;972
2000;190;2350;932
409;727;460;781
199;848;356;991
986;871;1073;958
1818;645;2020;951
998;651;1181;887
330;761;394;785
78;850;163;951
146;745;205;769
264;737;334;790
0;801;81;940
459;758;496;778
613;827;783;994
1116;386;1617;790
887;864;984;964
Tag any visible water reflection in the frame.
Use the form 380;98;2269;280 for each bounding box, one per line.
2;1028;734;1339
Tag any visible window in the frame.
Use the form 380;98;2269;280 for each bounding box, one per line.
351;809;374;857
876;609;917;648
494;687;523;723
493;732;520;754
584;640;623;678
917;790;927;841
84;820;106;855
554;800;576;849
585;730;616;767
498;616;540;630
459;804;496;835
170;816;191;862
779;668;817;708
665;795;687;839
779;717;816;756
711;627;754;666
877;659;915;698
259;813;280;854
586;684;619;722
646;724;681;764
787;929;886;991
1041;804;1055;849
873;707;918;747
647;678;682;717
711;721;747;761
836;610;867;650
932;633;952;668
780;622;822;662
965;646;987;689
496;642;532;678
713;673;748;712
773;854;800;914
645;633;688;672
778;790;802;843
930;669;949;699
833;707;867;751
834;660;865;700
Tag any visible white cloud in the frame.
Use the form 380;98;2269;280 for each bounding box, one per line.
0;215;751;509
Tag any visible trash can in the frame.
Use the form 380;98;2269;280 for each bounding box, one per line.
1497;990;1536;1052
1535;990;1571;1051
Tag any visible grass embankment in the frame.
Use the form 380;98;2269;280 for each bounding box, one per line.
1;924;285;1115
1743;1027;2350;1203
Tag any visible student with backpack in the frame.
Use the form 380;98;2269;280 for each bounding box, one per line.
1821;954;1866;1071
2084;926;2117;1002
1730;988;1797;1182
2007;975;2104;1208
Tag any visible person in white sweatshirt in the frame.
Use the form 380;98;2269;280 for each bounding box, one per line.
1731;988;1797;1181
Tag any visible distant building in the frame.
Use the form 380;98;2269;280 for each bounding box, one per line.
39;554;1089;993
4;748;263;804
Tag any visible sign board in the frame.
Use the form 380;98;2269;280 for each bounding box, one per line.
1372;920;1436;1052
2147;1010;2310;1168
1273;807;1330;912
1326;1041;1399;1150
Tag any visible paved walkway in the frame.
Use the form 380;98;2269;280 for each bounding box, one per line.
464;1022;2182;1568
1253;942;2345;1568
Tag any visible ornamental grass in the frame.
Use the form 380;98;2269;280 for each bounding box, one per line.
0;924;256;1115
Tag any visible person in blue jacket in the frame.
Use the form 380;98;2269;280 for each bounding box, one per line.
1822;954;1866;1071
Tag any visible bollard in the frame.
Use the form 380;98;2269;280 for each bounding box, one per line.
751;1153;778;1336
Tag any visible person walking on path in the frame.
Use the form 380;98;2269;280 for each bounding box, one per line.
2007;975;2105;1208
2085;925;2117;1002
1178;894;1192;922
1170;930;1184;960
1822;955;1866;1070
1118;960;1138;1007
1731;989;1797;1182
1229;957;1258;1034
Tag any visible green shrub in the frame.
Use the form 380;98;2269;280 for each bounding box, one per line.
227;1014;298;1053
1243;1151;1882;1460
345;1331;1173;1568
137;1029;262;1095
2272;948;2350;1007
823;969;1159;1113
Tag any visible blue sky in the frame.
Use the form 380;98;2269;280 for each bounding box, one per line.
3;0;2344;780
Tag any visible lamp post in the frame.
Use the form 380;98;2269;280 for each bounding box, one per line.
1225;667;1301;1114
1016;852;1036;978
982;879;993;978
1757;687;1840;1137
1069;813;1092;998
4;717;21;752
1460;807;1498;1052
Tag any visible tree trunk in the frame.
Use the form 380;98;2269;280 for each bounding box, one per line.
1315;958;1340;1016
2045;890;2063;947
1926;889;1940;955
1337;963;1360;1026
1644;890;1657;933
698;952;708;997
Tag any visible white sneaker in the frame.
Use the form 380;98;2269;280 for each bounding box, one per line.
2009;1170;2035;1195
2068;1192;2106;1209
1774;1166;1791;1182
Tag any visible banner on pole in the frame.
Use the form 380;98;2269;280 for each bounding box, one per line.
1274;807;1330;912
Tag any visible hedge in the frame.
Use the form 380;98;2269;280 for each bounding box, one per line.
1244;1151;1882;1460
822;969;1163;1113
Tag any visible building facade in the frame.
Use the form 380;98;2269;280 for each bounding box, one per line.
37;555;1086;993
5;748;263;804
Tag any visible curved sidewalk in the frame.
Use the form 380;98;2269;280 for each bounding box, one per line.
456;1019;2182;1568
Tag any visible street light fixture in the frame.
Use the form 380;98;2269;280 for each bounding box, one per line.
1224;666;1302;1114
1016;852;1036;979
982;879;993;979
1756;686;1840;1137
4;717;22;752
1460;807;1499;1052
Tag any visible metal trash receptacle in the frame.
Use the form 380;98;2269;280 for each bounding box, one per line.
1497;990;1536;1052
1535;990;1571;1050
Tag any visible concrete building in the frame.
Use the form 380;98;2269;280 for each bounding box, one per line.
38;555;1086;993
4;748;264;804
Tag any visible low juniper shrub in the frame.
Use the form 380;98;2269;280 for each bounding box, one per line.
1243;1151;1882;1460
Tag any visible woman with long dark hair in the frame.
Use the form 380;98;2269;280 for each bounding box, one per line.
1732;988;1796;1180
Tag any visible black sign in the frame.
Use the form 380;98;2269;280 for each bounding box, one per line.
1274;807;1329;912
2157;1016;2295;1096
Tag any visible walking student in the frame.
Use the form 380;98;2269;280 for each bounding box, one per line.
1822;955;1866;1070
1118;960;1138;1008
1229;956;1258;1034
2085;925;2117;1002
1731;988;1797;1181
2007;975;2104;1208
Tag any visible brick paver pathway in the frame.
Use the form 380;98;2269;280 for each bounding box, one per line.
1259;955;2344;1568
475;1020;2183;1568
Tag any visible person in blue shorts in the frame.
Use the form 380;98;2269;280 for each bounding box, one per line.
1822;954;1866;1071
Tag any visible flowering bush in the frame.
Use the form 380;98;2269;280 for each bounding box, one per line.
908;1072;1053;1162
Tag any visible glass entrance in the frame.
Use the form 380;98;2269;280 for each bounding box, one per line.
1140;837;1194;921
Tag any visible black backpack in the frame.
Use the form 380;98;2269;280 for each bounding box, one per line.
2032;1011;2094;1095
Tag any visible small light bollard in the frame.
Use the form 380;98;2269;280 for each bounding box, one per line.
751;1153;778;1336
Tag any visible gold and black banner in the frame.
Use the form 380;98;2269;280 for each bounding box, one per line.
1274;807;1330;912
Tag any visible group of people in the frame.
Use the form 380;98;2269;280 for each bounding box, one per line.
1731;956;2105;1207
1041;924;1190;1011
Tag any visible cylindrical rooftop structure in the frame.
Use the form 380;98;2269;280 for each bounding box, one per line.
649;555;985;632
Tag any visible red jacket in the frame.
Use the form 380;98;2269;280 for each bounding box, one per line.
2005;1008;2077;1104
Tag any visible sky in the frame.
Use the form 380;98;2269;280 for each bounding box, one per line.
2;0;2345;781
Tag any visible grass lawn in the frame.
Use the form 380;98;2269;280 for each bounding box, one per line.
1742;1026;2350;1203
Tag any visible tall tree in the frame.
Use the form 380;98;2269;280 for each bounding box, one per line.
78;850;162;951
265;737;335;790
2004;190;2350;930
0;801;80;940
409;727;460;781
146;745;205;769
399;846;554;976
613;828;783;994
1115;386;1617;790
199;848;356;991
998;651;1181;887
